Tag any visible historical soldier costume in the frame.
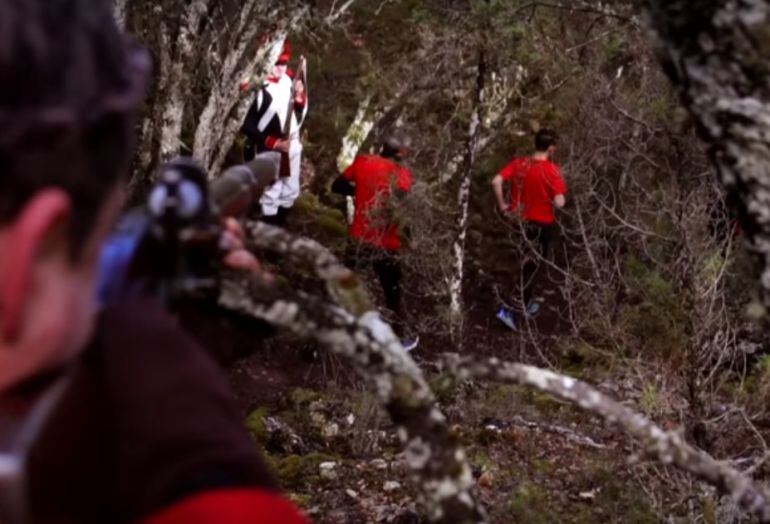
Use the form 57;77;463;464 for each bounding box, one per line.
241;42;308;226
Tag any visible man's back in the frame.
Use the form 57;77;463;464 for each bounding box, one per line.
344;154;413;250
500;157;566;224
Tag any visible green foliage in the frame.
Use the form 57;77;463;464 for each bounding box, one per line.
639;383;662;416
270;452;338;489
703;496;718;524
245;407;270;442
621;254;688;356
408;2;434;25
603;33;627;65
430;373;460;404
289;387;323;408
699;252;726;286
469;449;494;471
292;193;348;239
504;482;557;524
647;96;671;121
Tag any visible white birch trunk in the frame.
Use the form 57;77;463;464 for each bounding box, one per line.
449;54;486;342
195;33;283;174
133;4;172;184
325;0;359;24
336;94;397;223
438;66;525;185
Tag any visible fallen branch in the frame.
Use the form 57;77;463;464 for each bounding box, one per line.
508;415;607;450
439;354;770;523
218;221;486;523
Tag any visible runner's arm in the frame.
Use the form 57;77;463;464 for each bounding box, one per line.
491;175;507;212
331;175;355;196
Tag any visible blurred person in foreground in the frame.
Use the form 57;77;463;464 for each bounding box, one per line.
491;128;567;330
0;0;308;522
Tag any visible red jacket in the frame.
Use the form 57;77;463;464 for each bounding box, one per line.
343;154;413;251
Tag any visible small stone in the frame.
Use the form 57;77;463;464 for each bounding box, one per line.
322;422;340;439
345;489;358;499
319;461;338;480
383;481;401;492
346;413;356;426
310;412;326;426
370;458;388;470
579;489;598;501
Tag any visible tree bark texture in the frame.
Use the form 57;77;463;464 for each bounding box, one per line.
645;0;770;307
449;51;486;342
158;0;209;163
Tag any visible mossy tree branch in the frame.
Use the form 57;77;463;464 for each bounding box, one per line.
218;221;486;523
439;353;770;523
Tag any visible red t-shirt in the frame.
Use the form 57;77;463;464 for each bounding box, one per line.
343;154;413;251
499;157;566;224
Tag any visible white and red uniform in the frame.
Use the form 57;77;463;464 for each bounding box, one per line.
241;69;308;217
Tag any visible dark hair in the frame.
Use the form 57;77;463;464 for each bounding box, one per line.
381;130;412;160
0;0;148;255
534;128;558;152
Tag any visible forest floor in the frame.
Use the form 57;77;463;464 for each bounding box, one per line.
181;198;753;523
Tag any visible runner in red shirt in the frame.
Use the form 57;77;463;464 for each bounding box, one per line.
331;132;418;351
491;129;567;330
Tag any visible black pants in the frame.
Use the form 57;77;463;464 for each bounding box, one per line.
260;206;290;227
520;222;557;306
350;244;403;335
243;137;256;162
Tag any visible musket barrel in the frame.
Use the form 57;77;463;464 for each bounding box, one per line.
209;152;280;218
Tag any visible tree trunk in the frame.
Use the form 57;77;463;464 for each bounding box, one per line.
645;0;770;308
158;0;210;162
449;51;486;343
114;0;128;27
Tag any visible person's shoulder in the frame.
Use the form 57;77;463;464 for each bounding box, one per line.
546;160;563;175
94;299;204;363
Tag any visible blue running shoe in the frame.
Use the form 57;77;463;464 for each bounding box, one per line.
496;307;517;330
401;336;420;352
525;299;541;316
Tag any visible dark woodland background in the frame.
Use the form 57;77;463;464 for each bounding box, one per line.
118;1;770;522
